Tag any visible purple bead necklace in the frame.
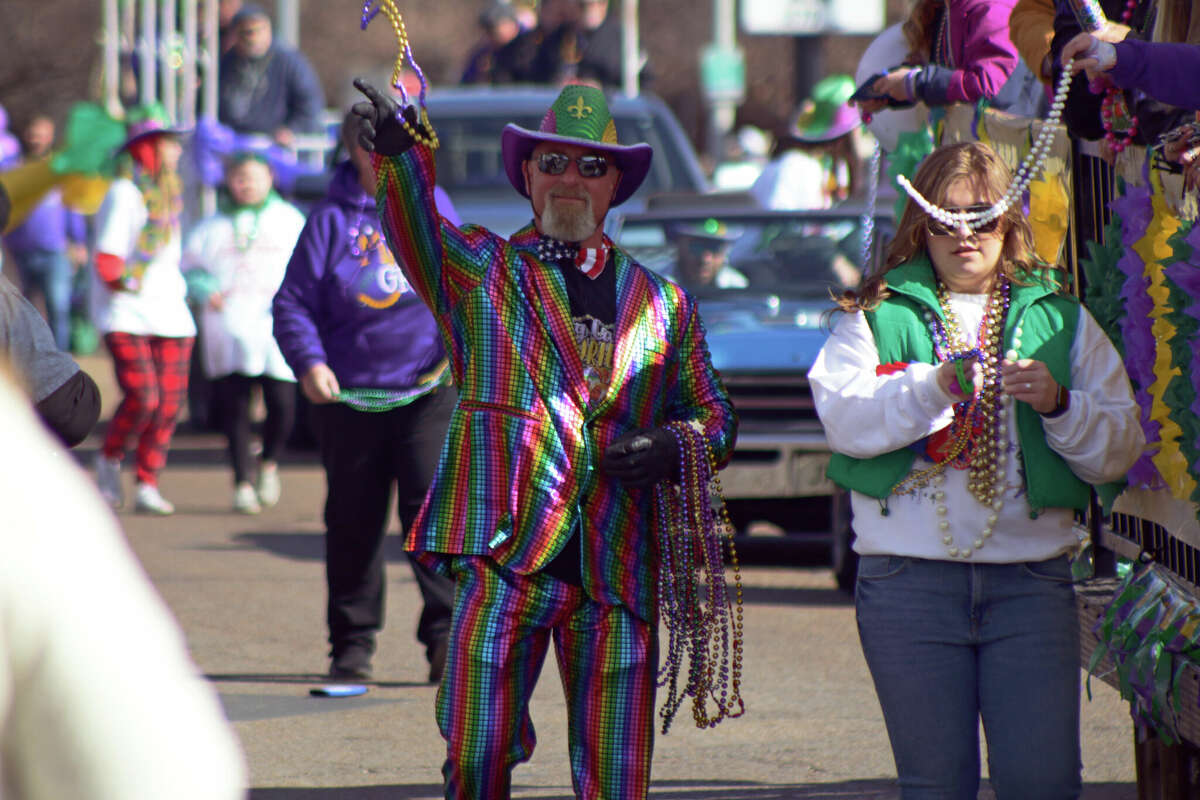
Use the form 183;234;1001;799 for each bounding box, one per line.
654;420;745;734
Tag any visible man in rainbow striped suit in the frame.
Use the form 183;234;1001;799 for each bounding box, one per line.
353;78;737;798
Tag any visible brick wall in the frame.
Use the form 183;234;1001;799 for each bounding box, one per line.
301;0;911;153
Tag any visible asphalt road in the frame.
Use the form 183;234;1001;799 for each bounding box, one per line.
74;353;1139;799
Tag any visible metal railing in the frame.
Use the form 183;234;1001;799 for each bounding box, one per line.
100;0;335;219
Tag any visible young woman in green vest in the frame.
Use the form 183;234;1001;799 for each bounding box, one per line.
809;140;1143;799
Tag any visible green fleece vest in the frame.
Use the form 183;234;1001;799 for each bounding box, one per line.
825;256;1092;514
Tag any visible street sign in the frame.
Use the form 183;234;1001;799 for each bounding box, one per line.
700;45;746;102
741;0;885;35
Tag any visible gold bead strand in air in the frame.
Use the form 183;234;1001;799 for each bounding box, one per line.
360;0;440;150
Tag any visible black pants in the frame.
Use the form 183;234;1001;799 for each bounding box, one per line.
211;373;296;485
311;386;456;660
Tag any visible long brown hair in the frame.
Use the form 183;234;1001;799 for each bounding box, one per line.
835;141;1054;312
902;0;940;64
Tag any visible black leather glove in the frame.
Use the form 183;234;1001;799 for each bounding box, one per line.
350;77;425;157
602;427;680;488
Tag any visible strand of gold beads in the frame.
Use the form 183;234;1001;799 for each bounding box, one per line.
934;280;1009;558
361;0;440;150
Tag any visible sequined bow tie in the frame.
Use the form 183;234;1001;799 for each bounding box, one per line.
535;236;578;263
534;236;608;280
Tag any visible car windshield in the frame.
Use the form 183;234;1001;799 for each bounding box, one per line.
613;213;882;300
431;112;679;198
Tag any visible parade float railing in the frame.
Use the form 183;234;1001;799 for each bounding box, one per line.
1072;138;1200;795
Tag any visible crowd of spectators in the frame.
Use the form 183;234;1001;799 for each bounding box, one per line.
460;0;652;89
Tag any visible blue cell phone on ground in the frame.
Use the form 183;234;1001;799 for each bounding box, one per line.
310;684;369;697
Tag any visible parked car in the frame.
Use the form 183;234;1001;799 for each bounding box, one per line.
609;202;895;590
292;85;710;233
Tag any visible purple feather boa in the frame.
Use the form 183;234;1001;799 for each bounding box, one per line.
1111;184;1163;488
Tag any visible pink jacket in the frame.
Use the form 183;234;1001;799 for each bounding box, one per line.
914;0;1034;111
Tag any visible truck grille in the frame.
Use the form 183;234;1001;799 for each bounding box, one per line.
719;372;820;431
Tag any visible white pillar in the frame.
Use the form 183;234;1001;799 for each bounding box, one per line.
180;0;198;126
139;0;157;105
201;0;219;217
160;0;177;121
621;0;640;98
707;0;739;162
103;0;121;116
201;0;219;119
275;0;300;49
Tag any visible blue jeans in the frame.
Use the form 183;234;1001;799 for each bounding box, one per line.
13;248;73;351
855;555;1081;800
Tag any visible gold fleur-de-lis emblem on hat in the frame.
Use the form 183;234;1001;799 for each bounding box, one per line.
567;94;592;119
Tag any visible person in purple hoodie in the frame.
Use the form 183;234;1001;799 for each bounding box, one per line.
3;115;88;352
272;111;460;684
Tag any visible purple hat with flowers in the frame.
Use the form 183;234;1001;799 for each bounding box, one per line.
118;102;191;153
501;83;652;206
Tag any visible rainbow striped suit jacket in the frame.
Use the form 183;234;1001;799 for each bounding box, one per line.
373;145;736;622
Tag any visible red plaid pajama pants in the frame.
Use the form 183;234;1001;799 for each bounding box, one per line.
102;332;194;486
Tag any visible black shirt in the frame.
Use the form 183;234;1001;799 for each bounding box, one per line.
539;251;616;586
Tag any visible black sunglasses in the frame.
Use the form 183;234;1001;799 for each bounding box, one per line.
925;205;1003;237
535;152;609;178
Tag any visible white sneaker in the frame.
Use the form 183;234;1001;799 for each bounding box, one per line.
134;483;175;515
233;481;262;515
256;462;281;508
95;455;123;508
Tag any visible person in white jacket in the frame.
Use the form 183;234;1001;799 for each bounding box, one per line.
90;107;197;516
183;153;305;514
0;366;246;800
808;141;1143;799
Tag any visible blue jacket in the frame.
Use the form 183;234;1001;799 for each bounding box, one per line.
217;45;326;135
3;188;86;255
272;160;460;390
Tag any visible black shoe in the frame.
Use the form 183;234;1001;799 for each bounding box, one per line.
329;645;373;681
427;637;448;684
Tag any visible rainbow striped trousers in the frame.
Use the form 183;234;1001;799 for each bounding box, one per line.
437;556;656;799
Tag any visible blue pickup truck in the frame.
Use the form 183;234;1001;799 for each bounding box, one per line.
611;204;894;590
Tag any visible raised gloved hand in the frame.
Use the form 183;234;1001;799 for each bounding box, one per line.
351;77;424;157
602;427;680;488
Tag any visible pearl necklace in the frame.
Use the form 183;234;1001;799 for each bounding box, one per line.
896;58;1076;231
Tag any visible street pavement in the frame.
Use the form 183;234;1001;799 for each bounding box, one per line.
74;353;1138;799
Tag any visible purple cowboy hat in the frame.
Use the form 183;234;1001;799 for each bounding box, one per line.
791;74;861;143
118;103;191;153
501;83;652;206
